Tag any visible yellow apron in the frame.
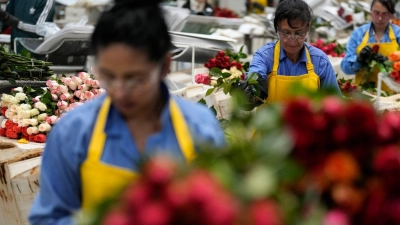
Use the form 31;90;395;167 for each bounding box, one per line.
80;96;196;210
355;25;399;92
266;41;320;103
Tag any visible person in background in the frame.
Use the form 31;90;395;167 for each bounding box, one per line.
341;0;400;92
182;0;213;16
0;0;55;54
28;0;225;224
240;0;340;109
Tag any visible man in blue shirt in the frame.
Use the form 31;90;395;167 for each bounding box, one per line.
240;0;340;109
29;1;225;224
341;0;400;92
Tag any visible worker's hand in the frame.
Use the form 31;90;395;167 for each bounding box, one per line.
232;75;268;111
373;54;388;64
0;9;19;27
356;46;373;64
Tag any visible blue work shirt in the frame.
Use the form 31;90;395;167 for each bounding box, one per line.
29;83;225;225
248;41;341;94
340;22;400;75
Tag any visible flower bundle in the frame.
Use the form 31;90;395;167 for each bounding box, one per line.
337;77;360;98
310;39;346;57
81;93;400;225
0;72;105;143
196;47;251;96
388;50;400;84
213;7;238;18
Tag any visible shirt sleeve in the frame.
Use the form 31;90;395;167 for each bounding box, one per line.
16;0;55;34
317;55;342;95
340;27;365;75
29;121;85;225
247;45;273;79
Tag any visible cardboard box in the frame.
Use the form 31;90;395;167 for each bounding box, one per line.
0;138;44;225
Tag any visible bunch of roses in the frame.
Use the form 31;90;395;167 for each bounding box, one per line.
0;89;51;143
280;96;400;224
388;50;400;84
97;156;282;225
195;66;244;86
46;72;105;116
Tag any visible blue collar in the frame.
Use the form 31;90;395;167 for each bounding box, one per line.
279;43;308;63
106;81;171;137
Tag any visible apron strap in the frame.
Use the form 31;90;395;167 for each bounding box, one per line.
305;46;314;72
86;96;111;161
388;25;396;42
272;41;281;73
169;98;196;163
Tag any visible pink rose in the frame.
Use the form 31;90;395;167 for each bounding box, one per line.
46;80;58;89
60;93;72;101
194;74;211;85
323;210;350;225
84;91;95;100
57;101;68;110
50;89;57;95
71;76;83;85
78;84;89;92
78;72;91;79
46;115;58;125
79;93;86;100
74;90;82;98
68;82;78;91
90;80;100;88
61;77;72;85
98;89;106;94
83;78;93;86
56;85;69;94
51;94;58;101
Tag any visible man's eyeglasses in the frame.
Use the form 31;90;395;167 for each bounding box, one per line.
277;31;309;43
371;10;392;19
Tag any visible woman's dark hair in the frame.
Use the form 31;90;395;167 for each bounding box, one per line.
91;0;171;63
273;0;313;32
371;0;395;14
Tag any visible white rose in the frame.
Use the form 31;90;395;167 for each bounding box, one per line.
1;94;11;102
12;115;18;123
38;122;51;132
37;113;47;121
30;108;40;117
18;110;31;119
29;119;38;126
9;97;19;105
10;104;19;112
13;87;23;92
34;102;47;111
18;119;30;127
1;119;7;128
15;93;27;101
5;109;15;119
19;104;32;110
27;126;39;135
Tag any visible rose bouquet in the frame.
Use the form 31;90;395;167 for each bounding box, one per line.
0;72;105;143
310;39;346;57
79;90;400;225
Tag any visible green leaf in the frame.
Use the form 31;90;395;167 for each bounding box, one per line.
198;98;206;105
246;72;259;84
223;83;231;94
239;45;244;53
206;88;215;96
7;78;16;85
222;72;232;78
210;67;222;74
20;49;31;58
239;53;247;59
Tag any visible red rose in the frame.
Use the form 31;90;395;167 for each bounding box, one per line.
373;145;400;192
102;210;130;225
1;107;7;116
194;74;211;85
0;128;6;136
249;199;283;225
12;124;21;133
33;134;47;143
5;129;19;139
5;120;14;130
28;135;36;142
372;45;380;54
21;127;29;137
345;15;352;23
